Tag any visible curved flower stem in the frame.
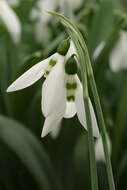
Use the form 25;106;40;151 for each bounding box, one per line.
84;98;99;190
68;29;98;190
79;40;116;190
47;12;116;190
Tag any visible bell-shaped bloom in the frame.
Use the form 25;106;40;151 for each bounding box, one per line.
0;0;21;43
95;134;111;162
7;0;19;7
41;69;99;138
7;41;99;139
93;41;105;60
110;31;127;72
60;0;83;13
30;0;57;43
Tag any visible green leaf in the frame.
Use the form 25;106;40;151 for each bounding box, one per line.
87;0;115;56
0;115;62;190
112;74;127;165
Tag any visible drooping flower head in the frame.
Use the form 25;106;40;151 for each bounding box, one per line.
7;38;99;138
0;0;21;43
30;0;57;43
110;31;127;72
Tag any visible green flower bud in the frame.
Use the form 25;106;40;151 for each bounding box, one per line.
65;55;78;75
57;38;70;56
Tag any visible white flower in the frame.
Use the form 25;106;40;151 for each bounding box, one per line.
95;134;111;162
60;0;83;13
0;0;21;43
7;0;19;7
59;0;83;21
66;40;77;60
42;70;99;138
110;31;127;72
93;41;105;60
30;0;57;43
7;41;99;138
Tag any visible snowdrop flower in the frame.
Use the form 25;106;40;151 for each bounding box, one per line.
60;0;83;13
7;0;19;7
42;55;99;138
59;0;83;21
7;39;99;138
0;0;21;43
95;134;111;162
110;31;127;72
93;41;105;60
30;0;57;43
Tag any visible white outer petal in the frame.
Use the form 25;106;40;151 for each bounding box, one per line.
42;54;66;117
36;0;57;23
93;41;105;60
50;120;62;139
95;134;111;162
75;75;99;137
89;98;100;138
68;0;83;10
7;0;19;7
110;31;127;72
75;75;87;130
0;0;21;43
7;53;57;92
64;101;77;118
41;114;62;138
66;40;77;60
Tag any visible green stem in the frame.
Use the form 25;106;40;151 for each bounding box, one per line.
89;74;115;190
84;98;99;190
70;19;116;190
68;29;98;190
48;11;115;189
80;36;115;190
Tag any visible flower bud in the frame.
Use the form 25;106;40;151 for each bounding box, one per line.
65;55;77;75
57;38;70;56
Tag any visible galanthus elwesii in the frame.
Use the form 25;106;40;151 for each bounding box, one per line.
7;0;19;7
30;0;57;43
42;55;99;138
0;0;21;43
95;134;111;162
7;39;99;138
110;31;127;72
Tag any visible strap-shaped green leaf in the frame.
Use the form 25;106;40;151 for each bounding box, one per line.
88;0;115;56
0;115;62;190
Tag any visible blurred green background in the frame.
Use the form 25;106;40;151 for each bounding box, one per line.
0;0;127;189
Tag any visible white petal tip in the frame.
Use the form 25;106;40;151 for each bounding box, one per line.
6;87;12;92
41;129;47;138
6;85;17;92
94;131;100;138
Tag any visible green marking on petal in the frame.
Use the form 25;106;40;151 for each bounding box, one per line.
72;82;77;89
66;83;72;89
66;82;77;90
67;96;75;102
49;59;57;67
46;70;50;75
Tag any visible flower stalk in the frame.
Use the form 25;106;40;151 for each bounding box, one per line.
48;11;116;190
68;29;99;190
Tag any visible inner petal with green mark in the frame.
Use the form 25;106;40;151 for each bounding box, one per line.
65;75;77;102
